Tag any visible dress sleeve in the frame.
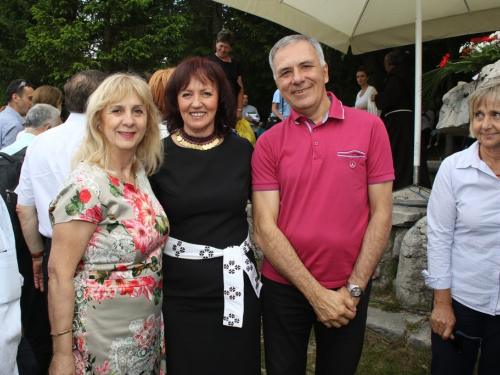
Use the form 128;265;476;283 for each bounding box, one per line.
50;168;102;226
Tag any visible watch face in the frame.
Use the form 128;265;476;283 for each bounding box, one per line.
350;287;362;297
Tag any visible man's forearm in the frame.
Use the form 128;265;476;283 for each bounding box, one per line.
348;183;393;289
17;204;44;255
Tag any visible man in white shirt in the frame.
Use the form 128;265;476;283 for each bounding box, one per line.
242;94;260;132
15;70;107;374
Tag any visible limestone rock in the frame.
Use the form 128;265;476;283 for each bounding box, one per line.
366;307;406;341
407;323;431;350
396;216;433;308
392;228;409;259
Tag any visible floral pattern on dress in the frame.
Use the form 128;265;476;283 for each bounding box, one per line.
50;162;168;374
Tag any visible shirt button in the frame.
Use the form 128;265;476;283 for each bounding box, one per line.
314;142;319;146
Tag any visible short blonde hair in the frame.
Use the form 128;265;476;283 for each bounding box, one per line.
149;68;176;115
72;73;163;175
468;78;500;138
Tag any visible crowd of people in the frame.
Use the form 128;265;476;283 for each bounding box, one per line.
0;30;499;375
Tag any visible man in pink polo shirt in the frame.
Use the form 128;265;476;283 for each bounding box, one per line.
252;35;394;374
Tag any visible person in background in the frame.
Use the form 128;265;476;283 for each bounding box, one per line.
0;79;35;148
423;79;500;375
149;57;261;375
0;197;23;375
421;100;435;149
252;34;394;375
206;29;244;122
372;51;431;190
16;70;107;375
355;66;380;116
242;94;260;135
149;68;176;139
48;73;168;374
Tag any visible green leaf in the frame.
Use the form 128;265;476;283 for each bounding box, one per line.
106;223;119;233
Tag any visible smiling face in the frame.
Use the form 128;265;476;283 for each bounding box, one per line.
178;77;218;137
100;93;148;159
272;40;330;123
472;99;500;150
356;71;369;87
216;41;232;60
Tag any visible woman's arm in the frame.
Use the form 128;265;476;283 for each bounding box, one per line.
48;220;97;375
237;76;244;121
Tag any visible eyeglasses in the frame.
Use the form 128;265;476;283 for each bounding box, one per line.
449;330;482;354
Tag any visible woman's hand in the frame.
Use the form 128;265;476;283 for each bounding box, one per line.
237;110;242;121
49;353;75;375
430;289;456;340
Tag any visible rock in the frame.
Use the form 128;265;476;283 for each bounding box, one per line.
366;307;406;341
407;323;431;350
404;313;425;325
392;205;427;227
396;217;433;308
438;59;500;136
392;228;409;259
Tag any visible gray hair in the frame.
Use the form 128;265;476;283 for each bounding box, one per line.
269;35;326;79
468;78;500;138
384;51;402;66
24;104;60;130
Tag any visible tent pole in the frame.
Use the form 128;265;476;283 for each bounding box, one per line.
413;0;422;185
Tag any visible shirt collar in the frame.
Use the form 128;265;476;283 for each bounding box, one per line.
290;92;345;126
455;141;480;169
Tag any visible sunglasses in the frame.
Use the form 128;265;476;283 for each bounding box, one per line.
449;330;482;355
17;80;33;89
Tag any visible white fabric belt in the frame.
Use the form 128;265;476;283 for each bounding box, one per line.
384;109;413;118
164;234;261;328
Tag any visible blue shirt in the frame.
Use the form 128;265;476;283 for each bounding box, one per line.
0;106;25;149
423;141;500;315
0;132;36;156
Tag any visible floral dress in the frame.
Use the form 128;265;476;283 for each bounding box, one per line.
50;162;169;375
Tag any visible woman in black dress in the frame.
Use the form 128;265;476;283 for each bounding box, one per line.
149;57;261;375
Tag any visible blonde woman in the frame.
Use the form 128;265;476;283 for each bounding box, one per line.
48;74;168;374
149;68;176;139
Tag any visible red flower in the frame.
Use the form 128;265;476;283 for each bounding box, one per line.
439;53;450;68
79;189;91;203
109;176;120;187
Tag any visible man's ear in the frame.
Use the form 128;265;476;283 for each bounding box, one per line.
323;63;329;84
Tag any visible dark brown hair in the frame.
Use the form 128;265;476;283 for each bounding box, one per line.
164;57;236;137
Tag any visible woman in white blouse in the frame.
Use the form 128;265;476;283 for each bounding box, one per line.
354;67;380;116
424;79;500;374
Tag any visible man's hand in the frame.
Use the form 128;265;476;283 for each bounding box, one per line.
32;258;44;292
310;286;357;328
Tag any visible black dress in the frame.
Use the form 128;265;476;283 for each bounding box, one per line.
149;133;261;375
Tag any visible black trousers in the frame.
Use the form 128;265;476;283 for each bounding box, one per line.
431;299;500;375
262;276;371;375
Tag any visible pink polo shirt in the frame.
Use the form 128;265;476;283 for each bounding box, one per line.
252;92;394;288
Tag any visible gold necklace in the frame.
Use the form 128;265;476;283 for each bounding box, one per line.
175;129;220;151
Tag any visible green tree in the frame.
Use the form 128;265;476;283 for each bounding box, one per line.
22;0;187;86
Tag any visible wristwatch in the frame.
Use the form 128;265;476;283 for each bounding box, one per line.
345;281;365;297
